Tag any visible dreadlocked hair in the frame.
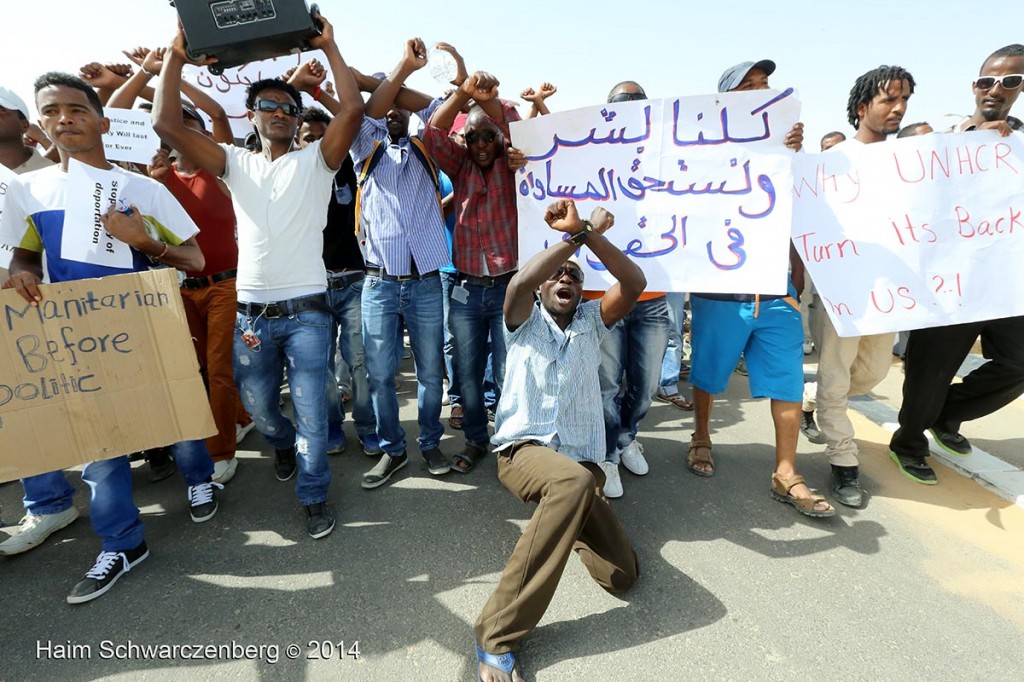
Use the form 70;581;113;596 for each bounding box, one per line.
846;65;916;129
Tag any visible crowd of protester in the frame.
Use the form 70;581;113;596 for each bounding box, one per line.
2;12;1022;679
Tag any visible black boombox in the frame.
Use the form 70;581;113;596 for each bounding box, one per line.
170;0;322;74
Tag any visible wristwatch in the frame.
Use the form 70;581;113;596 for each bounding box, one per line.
569;219;594;247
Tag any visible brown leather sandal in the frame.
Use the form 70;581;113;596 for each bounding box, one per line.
687;435;714;477
770;472;835;518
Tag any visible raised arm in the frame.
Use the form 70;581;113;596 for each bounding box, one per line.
305;10;362;170
429;71;499;131
365;38;428;119
152;28;227;178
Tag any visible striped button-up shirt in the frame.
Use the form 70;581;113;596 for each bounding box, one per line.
492;300;609;464
350;110;450;277
423;100;521;277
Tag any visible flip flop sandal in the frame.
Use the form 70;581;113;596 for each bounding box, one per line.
687;435;714;477
447;405;464;430
452;445;486;474
655;391;695;411
770;472;836;518
476;643;523;682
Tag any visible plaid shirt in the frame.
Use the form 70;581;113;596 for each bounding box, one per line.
423;101;521;277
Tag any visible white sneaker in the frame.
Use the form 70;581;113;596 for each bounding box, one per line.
0;507;80;556
600;461;623;498
620;440;649;476
212;458;239;484
803;341;814;355
235;422;256;444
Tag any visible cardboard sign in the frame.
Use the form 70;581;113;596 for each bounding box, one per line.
0;268;216;482
510;89;801;293
791;131;1024;337
102;108;162;165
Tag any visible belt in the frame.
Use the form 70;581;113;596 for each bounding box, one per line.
326;271;365;290
365;267;439;282
236;294;328;319
182;269;237;290
458;271;516;288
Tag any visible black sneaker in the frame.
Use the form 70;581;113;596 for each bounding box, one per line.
305;503;336;539
888;450;938;485
275;446;297;482
929;428;972;457
66;541;149;604
830;465;863;508
146;448;176;482
188;480;224;523
361;452;408;489
422;448;451;476
800;411;826;445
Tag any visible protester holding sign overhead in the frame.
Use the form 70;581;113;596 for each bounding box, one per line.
889;44;1024;485
0;72;220;604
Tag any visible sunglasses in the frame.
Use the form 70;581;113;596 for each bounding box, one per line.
608;92;647;103
253;99;300;117
975;74;1024;91
548;266;584;283
465;131;497;144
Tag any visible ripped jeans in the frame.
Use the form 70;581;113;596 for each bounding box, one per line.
233;299;331;505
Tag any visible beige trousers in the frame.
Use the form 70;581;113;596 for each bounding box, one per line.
808;296;895;466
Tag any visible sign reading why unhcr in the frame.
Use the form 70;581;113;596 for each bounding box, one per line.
0;268;216;482
511;89;801;294
792;131;1024;337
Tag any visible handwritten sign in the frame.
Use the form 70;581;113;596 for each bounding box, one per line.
184;51;326;139
510;90;801;293
0;268;216;482
102;108;162;165
792;131;1024;337
0;162;15;273
61;159;136;269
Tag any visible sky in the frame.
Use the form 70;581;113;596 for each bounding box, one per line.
2;0;1022;145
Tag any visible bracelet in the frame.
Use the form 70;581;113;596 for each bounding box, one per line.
141;66;158;78
154;242;169;260
312;86;321;101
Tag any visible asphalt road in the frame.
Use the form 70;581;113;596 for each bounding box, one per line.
2;357;1023;681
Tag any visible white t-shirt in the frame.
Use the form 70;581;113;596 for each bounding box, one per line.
220;141;335;301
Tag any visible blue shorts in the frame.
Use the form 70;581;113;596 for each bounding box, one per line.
689;292;803;402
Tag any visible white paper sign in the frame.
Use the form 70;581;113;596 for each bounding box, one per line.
61;159;133;269
792;131;1024;337
510;89;801;293
0;162;15;270
102;108;162;165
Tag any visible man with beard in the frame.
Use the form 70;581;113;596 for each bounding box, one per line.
889;45;1024;484
473;199;643;682
807;65;915;505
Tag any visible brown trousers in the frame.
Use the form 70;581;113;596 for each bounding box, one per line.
182;278;250;461
475;442;638;654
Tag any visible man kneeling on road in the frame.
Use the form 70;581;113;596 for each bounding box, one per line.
473;199;643;682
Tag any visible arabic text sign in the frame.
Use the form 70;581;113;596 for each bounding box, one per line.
102;108;162;165
0;269;216;482
510;90;801;293
792;131;1024;337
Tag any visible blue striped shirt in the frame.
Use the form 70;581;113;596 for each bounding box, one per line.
350;108;449;277
492;300;609;464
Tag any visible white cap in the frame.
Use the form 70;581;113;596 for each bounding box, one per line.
0;86;29;118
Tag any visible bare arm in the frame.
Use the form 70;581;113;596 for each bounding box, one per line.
152;29;226;178
429;71;499;131
2;248;45;305
307;11;362;170
365;38;428;120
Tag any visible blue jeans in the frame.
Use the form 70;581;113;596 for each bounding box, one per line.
21;439;213;551
599;296;671;462
362;274;444;455
234;300;332;505
326;278;376;437
447;279;508;448
441;272;462;406
660;292;688;389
